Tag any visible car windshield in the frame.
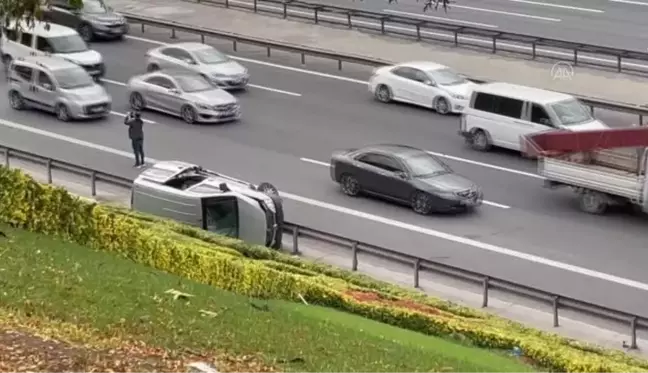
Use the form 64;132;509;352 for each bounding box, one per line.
82;0;109;13
47;34;88;54
175;75;214;92
193;47;229;64
405;153;452;178
550;98;593;126
54;67;94;89
427;68;466;86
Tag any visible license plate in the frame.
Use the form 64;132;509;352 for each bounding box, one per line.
90;106;104;113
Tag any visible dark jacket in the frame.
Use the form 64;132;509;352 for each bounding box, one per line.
125;115;144;140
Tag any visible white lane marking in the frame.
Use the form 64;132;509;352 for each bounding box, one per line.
300;157;512;209
110;111;156;124
504;0;604;13
102;78;126;86
2;117;645;291
448;4;561;21
382;9;499;28
609;0;648;5
248;83;302;96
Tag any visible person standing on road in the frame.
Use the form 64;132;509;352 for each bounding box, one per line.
125;110;145;167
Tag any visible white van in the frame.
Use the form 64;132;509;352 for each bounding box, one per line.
459;82;608;152
1;20;104;80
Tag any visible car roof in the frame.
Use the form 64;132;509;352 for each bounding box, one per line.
397;61;448;71
163;42;213;51
357;144;428;158
475;82;573;104
141;69;202;79
5;20;77;37
14;55;79;71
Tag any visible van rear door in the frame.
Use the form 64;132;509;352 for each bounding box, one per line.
201;196;239;239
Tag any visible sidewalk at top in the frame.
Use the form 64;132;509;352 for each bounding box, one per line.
107;0;648;107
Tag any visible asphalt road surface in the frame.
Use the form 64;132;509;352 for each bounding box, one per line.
299;0;648;51
3;28;648;317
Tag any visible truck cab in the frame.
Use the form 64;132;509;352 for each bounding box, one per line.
131;161;283;248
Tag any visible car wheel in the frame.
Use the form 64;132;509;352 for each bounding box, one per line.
56;104;71;122
411;191;434;215
579;190;608;214
340;174;361;196
181;105;197;124
470;129;492;152
78;23;94;42
374;84;392;103
434;97;450;115
147;63;160;72
129;92;145;110
9;90;25;110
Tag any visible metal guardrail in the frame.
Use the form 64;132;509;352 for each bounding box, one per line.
2;144;648;350
122;13;648;125
186;0;648;76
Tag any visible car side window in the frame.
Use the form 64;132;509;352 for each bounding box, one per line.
358;153;403;173
391;67;414;80
472;93;523;119
161;48;194;63
410;69;430;84
12;65;33;82
145;76;175;89
37;71;54;90
20;31;33;47
530;104;554;127
36;37;53;52
3;27;17;41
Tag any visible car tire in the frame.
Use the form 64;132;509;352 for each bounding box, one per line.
434;97;450;115
469;129;492;152
129;92;145;110
579;190;608;215
147;63;160;72
340;174;361;196
78;23;94;42
181;105;197;124
411;191;434;215
9;90;25;110
374;84;392;103
56;104;71;122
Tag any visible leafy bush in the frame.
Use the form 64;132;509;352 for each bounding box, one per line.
1;165;647;372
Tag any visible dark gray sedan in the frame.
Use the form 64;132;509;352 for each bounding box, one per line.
330;144;483;214
42;0;128;41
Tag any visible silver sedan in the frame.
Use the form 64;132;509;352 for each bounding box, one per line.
145;42;249;90
126;70;241;124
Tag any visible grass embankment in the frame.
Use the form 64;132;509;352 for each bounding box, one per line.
0;223;534;372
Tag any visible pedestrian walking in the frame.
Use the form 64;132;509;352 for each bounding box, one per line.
125;110;145;167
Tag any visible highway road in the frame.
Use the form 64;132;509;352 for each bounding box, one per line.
3;29;648;317
299;0;648;51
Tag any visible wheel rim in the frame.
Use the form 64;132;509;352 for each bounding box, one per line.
414;193;431;213
342;176;359;195
583;193;599;211
182;107;195;123
130;93;143;110
436;98;449;114
57;105;68;121
474;132;487;148
9;92;21;108
377;86;390;102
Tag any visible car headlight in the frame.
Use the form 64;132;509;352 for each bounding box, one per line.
196;103;211;110
450;93;465;100
211;73;228;79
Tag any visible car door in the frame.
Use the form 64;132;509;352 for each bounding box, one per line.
491;96;527;149
43;0;79;28
355;153;411;200
141;76;172;111
16;30;35;58
388;67;417;103
10;64;36;103
527;102;557;132
373;155;414;201
409;68;442;108
33;70;58;112
158;47;197;72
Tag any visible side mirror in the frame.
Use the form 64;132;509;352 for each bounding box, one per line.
169;88;180;94
42;83;53;91
395;171;408;179
185;59;196;65
424;80;436;86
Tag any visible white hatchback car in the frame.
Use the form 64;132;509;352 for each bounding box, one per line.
368;61;477;115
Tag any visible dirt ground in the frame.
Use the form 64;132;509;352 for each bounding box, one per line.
0;328;276;372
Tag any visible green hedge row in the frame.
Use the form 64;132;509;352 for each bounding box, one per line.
1;165;647;372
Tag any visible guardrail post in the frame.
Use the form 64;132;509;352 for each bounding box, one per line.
266;46;271;57
552;296;560;327
380;19;385;34
347;13;352;29
291;225;299;254
491;37;497;54
573;50;578;66
300;53;305;65
3;149;8;167
282;2;287;18
90;171;97;196
482;276;489;307
640;114;644;126
351;242;358;271
532;42;536;59
46;159;52;184
413;258;421;288
140;23;145;33
253;0;258;12
200;34;205;44
617;56;622;73
232;40;237;51
314;8;319;24
171;28;177;39
224;0;229;8
416;25;421;41
630;317;638;349
454;32;458;46
337;60;342;70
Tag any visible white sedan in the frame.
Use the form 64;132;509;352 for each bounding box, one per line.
368;61;477;115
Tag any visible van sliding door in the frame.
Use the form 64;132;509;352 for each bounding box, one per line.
201;196;239;238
